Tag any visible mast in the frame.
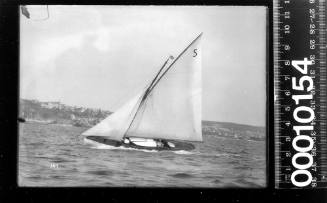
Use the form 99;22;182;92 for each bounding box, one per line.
122;56;172;139
142;56;171;102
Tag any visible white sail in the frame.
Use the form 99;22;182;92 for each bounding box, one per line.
126;34;202;142
81;91;144;141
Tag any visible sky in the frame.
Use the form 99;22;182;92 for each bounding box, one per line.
20;6;267;126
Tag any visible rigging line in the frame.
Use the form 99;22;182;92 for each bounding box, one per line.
122;56;172;139
110;56;171;110
109;81;148;110
142;56;171;100
147;32;203;94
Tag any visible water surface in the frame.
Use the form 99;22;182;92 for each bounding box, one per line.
19;123;266;187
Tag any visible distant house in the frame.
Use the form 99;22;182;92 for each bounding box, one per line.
70;114;76;120
30;99;39;104
41;101;63;109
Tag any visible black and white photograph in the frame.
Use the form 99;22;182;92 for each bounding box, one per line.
19;5;267;187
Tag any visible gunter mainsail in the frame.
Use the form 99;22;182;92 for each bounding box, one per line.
82;33;203;142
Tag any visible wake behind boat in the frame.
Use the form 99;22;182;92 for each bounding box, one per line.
82;33;203;151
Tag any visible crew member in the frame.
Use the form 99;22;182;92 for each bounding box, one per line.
123;137;131;144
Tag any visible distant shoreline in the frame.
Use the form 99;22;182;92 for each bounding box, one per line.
19;98;265;142
19;98;264;129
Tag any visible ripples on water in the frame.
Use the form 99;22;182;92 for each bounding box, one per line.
18;123;266;187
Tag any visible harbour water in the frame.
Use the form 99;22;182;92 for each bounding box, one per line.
19;122;266;187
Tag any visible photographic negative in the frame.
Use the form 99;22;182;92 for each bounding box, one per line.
19;5;267;187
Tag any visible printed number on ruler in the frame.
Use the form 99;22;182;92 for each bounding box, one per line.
274;0;326;188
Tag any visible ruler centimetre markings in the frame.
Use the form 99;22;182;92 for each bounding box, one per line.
274;0;327;188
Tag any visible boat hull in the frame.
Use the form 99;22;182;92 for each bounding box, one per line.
85;136;195;151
